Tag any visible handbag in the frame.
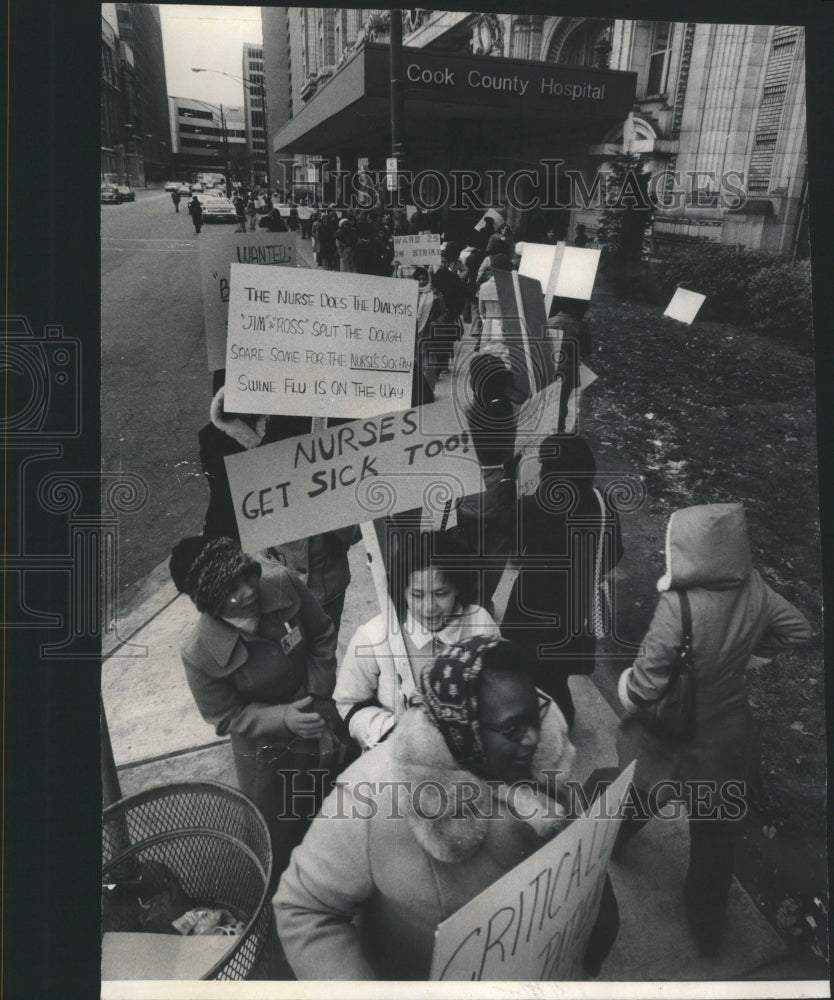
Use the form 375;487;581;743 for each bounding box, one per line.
634;591;696;741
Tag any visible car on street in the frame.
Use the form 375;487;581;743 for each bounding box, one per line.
201;196;238;223
190;182;204;193
177;184;191;195
164;180;180;192
101;183;122;204
116;185;135;202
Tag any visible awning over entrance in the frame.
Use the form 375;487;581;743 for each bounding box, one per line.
273;43;637;159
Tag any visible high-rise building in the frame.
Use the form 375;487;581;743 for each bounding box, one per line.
168;97;247;185
262;10;807;255
114;3;171;184
101;10;122;180
242;42;268;187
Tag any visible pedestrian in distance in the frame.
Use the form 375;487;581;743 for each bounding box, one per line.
171;189;181;213
334;529;499;750
276;636;620;980
258;206;288;233
614;503;812;955
169;535;350;887
547;296;593;434
234;193;247;233
188;195;203;234
574;223;589;248
246;195;257;231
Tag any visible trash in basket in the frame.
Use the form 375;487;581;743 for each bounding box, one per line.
102;781;273;981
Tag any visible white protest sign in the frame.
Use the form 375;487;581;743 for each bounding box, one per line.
225;397;482;551
664;287;706;325
430;763;634;982
223;266;418;419
296;206;313;220
200;231;297;371
475;208;506;231
393;234;442;268
519;241;565;315
552;246;602;302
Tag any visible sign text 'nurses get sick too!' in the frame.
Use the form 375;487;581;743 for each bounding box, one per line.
224;266;418;419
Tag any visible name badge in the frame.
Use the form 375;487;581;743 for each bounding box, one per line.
280;622;303;655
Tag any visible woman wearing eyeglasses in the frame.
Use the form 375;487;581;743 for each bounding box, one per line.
169;535;345;884
275;636;619;980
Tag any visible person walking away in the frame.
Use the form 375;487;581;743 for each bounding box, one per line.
500;434;622;728
233;193;247;233
336;218;358;273
246;195;257;231
171;189;181;213
188;195;203;234
547;296;593;433
614;503;811;954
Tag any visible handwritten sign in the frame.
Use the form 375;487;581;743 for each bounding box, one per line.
664;287;706;325
430;763;634;982
393;234;442;268
225;398;482;551
223;266;418;419
200;231;297;371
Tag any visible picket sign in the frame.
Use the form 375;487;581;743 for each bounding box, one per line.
200;231;298;371
430;762;635;981
664;287;706;325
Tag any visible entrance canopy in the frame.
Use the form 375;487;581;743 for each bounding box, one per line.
273;43;637;159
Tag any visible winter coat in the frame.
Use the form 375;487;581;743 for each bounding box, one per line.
274;701;576;980
501;476;623;676
617;504;812;791
180;565;338;742
334;605;500;749
188;198;203;221
199;390;357;605
259;210;288;233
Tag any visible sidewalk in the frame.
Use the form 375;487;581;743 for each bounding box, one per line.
101;233;825;988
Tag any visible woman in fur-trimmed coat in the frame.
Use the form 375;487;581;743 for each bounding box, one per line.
275;637;619;981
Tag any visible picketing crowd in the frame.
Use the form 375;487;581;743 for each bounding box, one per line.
164;194;812;980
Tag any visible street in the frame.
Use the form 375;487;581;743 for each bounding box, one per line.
102;190;248;596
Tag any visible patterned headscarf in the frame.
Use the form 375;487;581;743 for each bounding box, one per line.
419;635;505;776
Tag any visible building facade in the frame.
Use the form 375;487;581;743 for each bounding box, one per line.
263;9;807;256
168;97;248;185
242;42;269;187
113;3;171;185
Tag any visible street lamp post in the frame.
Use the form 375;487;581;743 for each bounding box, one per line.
192;67;270;192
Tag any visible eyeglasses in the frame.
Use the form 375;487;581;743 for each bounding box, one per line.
481;693;551;743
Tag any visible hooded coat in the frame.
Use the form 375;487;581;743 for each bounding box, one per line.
274;702;576;980
617;504;812;790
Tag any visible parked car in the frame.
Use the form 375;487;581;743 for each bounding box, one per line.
116;185;135;202
190;182;204;193
164;180;180;192
100;184;122;204
201;196;238;223
177;184;191;195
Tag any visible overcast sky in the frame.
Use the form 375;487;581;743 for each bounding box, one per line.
160;5;263;107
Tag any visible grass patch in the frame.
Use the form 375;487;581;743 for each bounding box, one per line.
583;294;824;832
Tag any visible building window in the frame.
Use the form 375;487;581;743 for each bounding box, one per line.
762;83;787;105
646;21;672;96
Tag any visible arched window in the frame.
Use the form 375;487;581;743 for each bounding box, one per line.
546;18;613;68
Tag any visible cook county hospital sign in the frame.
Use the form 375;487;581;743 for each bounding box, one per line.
397;49;636;119
408;62;607;102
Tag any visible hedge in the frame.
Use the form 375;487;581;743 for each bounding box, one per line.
651;245;813;350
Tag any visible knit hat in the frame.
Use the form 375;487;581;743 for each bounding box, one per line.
419;635;505;776
169;535;261;616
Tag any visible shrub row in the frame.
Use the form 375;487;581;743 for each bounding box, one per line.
651;245;814;350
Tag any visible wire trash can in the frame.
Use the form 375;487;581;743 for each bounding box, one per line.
102;781;273;980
